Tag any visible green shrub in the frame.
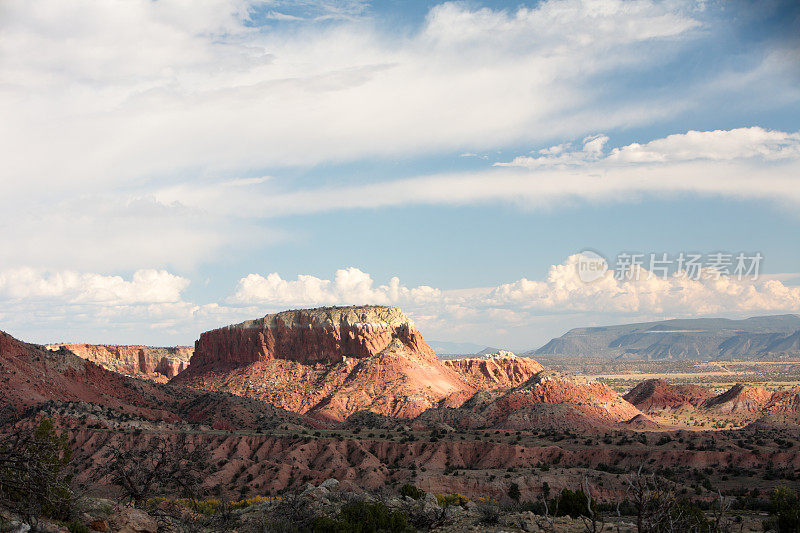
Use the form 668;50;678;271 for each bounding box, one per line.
67;522;90;533
764;486;800;532
0;418;74;525
553;489;594;519
399;484;425;501
311;501;413;532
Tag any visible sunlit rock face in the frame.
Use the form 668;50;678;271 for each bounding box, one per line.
175;306;474;421
46;343;192;381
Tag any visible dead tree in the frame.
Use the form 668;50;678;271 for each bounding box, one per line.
536;492;556;533
581;476;606;533
624;465;710;533
103;432;206;507
709;490;735;533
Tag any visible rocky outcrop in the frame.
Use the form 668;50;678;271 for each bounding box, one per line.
443;351;544;389
109;507;157;533
624;379;712;413
45;343;192;381
174;306;475;421
190;306;436;368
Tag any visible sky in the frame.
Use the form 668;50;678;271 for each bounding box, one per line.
0;0;799;351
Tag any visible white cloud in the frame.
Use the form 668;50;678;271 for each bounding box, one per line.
152;127;800;218
496;134;610;168
229;256;800;347
498;127;800;168
0;195;284;271
3;256;798;348
485;254;800;315
0;0;718;271
0;266;257;345
607;127;800;163
229;267;441;307
0;0;702;197
2;1;791;273
0;268;189;305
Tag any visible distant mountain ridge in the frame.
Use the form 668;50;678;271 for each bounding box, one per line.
529;314;800;360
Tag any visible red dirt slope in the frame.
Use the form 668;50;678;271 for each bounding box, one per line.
0;331;180;423
702;383;773;413
624;379;712;413
417;370;647;431
0;330;317;431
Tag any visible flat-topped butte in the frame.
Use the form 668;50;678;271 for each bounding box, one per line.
225;305;415;330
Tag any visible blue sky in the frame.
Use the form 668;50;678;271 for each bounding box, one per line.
0;0;798;350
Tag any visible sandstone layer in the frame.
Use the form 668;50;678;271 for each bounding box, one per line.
46;343;192;381
174;306;475;421
190;306;436;367
443;351;544;389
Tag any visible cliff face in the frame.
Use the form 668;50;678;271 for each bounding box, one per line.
191;306;436;368
175;306;472;421
46;343;193;381
443;351;544;389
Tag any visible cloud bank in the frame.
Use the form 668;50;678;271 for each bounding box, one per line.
3;254;798;347
231;255;800;318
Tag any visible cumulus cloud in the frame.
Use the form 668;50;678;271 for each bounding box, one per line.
0;267;257;345
3;257;798;348
229;267;441;307
485;254;800;315
0;268;189;305
229;256;800;343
